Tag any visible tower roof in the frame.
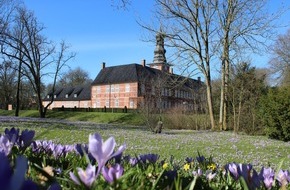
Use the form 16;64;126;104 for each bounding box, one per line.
153;32;167;65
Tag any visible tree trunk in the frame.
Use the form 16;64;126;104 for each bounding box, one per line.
219;63;225;130
15;60;22;117
205;76;215;130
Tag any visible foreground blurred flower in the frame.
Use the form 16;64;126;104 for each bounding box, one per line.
259;167;275;189
88;133;126;175
0;152;38;190
276;169;290;187
70;164;97;187
0;135;13;155
102;164;124;183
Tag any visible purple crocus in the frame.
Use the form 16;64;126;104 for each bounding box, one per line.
226;163;239;180
4;127;19;144
0;135;13;155
102;164;124;183
192;168;203;177
88;133;126;175
19;129;35;147
276;169;290;187
138;153;159;164
259;167;275;189
206;171;216;181
70;164;97;187
238;163;260;189
0;152;38;190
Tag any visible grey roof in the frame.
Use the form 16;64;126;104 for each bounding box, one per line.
91;63;202;90
43;84;91;101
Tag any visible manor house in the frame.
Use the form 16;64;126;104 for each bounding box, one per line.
43;33;205;112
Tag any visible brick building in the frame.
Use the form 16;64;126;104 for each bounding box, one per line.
43;33;205;112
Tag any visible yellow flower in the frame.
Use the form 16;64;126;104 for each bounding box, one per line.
183;163;190;171
207;163;217;171
162;162;169;169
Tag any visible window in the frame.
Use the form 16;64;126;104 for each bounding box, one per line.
105;100;109;107
115;99;119;107
125;84;130;92
111;85;115;92
106;85;110;93
54;95;57;98
65;94;69;98
129;100;134;108
115;84;119;92
47;95;50;98
74;94;77;98
97;86;101;94
96;100;100;107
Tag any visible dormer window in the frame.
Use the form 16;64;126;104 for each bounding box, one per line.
54;95;57;98
47;95;50;98
74;94;77;98
65;94;69;98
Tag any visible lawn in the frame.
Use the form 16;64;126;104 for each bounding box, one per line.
0;115;289;171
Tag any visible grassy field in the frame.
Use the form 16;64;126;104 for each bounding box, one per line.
0;113;289;171
0;109;144;125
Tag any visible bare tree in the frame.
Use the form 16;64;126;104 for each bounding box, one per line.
0;60;16;109
0;7;75;118
152;0;218;129
216;0;285;130
269;29;290;87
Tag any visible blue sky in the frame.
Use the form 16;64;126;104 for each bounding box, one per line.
23;0;290;81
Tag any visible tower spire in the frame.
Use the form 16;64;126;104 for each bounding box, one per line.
153;31;166;64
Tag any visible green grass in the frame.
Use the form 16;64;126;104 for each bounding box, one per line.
0;109;144;125
0;118;289;171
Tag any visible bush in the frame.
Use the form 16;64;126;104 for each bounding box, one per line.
164;107;211;130
258;87;290;141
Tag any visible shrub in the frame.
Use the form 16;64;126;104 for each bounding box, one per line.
258;87;290;141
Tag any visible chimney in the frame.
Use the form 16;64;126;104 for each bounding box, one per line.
197;77;201;82
102;62;106;69
169;67;173;74
141;59;146;67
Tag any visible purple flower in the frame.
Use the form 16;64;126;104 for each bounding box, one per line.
226;163;239;180
196;155;205;163
129;157;138;166
4;127;19;144
70;164;97;187
238;163;260;189
88;133;126;175
102;164;124;183
193;168;203;177
206;171;216;181
276;170;290;187
259;167;275;189
19;129;35;147
138;153;159;164
0;135;13;155
185;157;193;163
0;152;38;190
